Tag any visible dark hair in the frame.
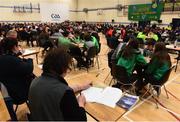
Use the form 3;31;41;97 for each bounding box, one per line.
84;32;91;42
62;31;69;37
121;39;139;59
0;37;18;54
42;47;72;75
152;42;171;67
154;42;166;53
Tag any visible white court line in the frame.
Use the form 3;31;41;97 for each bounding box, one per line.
123;72;180;117
123;116;134;122
146;99;180;117
166;72;180;85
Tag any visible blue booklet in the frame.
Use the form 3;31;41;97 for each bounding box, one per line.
116;93;139;110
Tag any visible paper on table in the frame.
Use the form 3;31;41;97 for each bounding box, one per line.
82;86;122;108
23;49;36;55
38;65;43;69
96;87;122;108
81;87;103;102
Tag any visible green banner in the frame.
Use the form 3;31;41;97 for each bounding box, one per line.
128;3;164;21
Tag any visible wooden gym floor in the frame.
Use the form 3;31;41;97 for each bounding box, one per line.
14;33;180;121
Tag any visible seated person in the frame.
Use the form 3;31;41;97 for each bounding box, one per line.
113;39;147;88
106;31;119;50
83;32;99;52
72;30;81;44
39;28;54;54
0;38;34;120
58;31;85;67
83;33;99;66
135;42;172;94
144;38;155;57
29;48;89;121
107;41;127;70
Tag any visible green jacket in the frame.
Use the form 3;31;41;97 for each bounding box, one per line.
152;34;159;41
137;32;147;42
58;37;72;48
145;59;170;80
73;36;81;43
117;49;147;76
91;36;99;50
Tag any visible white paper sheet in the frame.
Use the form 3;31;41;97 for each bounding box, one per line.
23;49;36;55
96;87;122;108
81;87;103;102
82;86;122;108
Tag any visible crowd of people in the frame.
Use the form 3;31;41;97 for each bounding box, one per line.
0;21;179;121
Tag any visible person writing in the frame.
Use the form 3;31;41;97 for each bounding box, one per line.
29;47;90;121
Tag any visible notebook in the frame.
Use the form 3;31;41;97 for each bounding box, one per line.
81;86;122;108
116;93;139;110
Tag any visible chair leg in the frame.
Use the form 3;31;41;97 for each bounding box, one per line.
163;85;169;99
109;78;115;86
154;96;159;109
141;87;151;99
14;105;18;112
103;71;111;83
96;56;100;69
175;60;178;72
175;58;179;72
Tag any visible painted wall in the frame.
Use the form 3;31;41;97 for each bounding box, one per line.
0;0;77;22
0;0;179;24
74;0;180;24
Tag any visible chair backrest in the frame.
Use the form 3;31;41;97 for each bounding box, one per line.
87;46;97;59
111;64;129;83
159;65;175;86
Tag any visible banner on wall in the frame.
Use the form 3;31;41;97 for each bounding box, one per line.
128;3;164;21
40;3;69;22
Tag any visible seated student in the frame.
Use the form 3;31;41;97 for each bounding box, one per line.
72;30;81;44
59;31;85;67
39;28;54;54
6;30;18;39
113;39;147;87
144;38;156;57
0;38;34;120
83;32;99;51
107;40;127;71
58;30;80;49
135;42;172;94
29;48;89;121
106;31;119;50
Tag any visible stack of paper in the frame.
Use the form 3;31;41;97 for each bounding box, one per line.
81;87;122;108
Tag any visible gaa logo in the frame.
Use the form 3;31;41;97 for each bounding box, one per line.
51;14;60;19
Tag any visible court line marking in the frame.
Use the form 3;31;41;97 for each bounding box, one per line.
123;72;180;117
123;115;134;122
146;99;180;117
